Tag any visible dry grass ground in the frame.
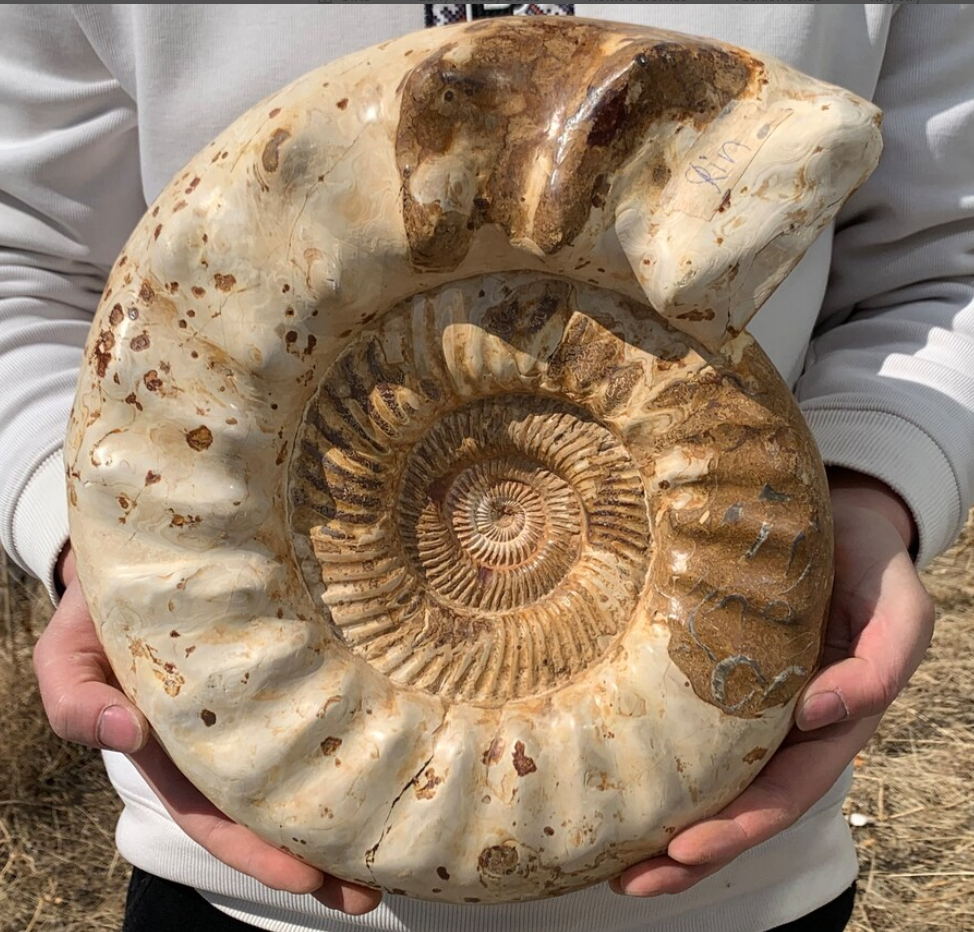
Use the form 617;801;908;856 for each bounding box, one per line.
1;516;972;932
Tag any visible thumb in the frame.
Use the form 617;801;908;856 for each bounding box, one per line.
33;577;149;753
796;548;934;731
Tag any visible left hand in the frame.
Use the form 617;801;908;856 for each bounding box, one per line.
34;546;382;915
612;470;935;897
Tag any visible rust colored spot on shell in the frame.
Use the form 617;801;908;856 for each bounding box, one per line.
186;426;213;451
414;768;443;800
262;128;292;173
478;844;519;877
192;286;206;298
93;330;115;378
269;107;281;118
200;709;217;727
436;866;450;881
743;746;768;764
512;741;536;776
130;333;151;352
213;273;236;293
157;663;184;697
139;281;155;303
170;513;201;528
482;737;506;766
143;370;163;392
320;737;342;757
336;98;349;110
153;224;162;240
145;471;161;486
109;304;124;327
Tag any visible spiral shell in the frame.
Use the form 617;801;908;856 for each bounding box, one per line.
65;17;881;902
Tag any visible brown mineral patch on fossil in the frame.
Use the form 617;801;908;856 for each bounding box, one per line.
482;737;505;766
651;343;831;717
414;768;443;800
262;128;291;173
186;426;213;451
129;638;185;697
743;746;768;764
396;19;757;269
478;844;519;877
200;709;217;727
213;273;236;293
512;741;536;777
320;737;342;757
139;280;155;303
92;330;115;378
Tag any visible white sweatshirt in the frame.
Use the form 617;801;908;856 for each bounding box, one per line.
1;4;973;931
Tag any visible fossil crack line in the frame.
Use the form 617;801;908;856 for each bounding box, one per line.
363;715;448;883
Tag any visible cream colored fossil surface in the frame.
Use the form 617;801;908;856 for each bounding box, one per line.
65;18;881;903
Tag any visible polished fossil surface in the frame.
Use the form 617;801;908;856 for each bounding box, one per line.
66;17;881;902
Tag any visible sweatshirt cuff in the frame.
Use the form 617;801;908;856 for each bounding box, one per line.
801;406;961;569
11;450;69;603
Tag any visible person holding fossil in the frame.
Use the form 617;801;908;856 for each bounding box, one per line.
2;4;972;932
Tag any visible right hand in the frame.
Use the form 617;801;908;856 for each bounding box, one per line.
33;545;382;916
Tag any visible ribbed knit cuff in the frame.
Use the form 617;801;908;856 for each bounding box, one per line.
11;450;69;603
801;406;961;569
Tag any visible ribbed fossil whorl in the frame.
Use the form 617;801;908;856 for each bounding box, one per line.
290;283;652;703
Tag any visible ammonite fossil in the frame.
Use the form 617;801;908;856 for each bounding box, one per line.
65;18;882;903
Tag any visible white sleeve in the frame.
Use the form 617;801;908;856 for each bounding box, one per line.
797;3;974;567
0;5;145;595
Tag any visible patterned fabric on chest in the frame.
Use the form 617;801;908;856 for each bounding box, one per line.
425;4;574;28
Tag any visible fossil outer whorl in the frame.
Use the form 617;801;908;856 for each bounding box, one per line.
64;18;882;903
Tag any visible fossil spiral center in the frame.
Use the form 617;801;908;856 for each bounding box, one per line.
400;451;582;613
288;284;654;703
458;476;536;549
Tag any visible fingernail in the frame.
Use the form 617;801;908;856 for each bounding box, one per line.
797;691;847;730
97;705;144;752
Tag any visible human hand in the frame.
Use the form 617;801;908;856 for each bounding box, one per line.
612;469;935;896
33;546;381;915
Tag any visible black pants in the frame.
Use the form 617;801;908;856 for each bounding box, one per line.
123;867;856;931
